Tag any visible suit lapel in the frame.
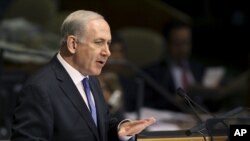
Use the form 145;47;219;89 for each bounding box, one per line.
51;57;100;141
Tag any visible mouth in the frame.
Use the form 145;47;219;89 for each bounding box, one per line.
96;60;106;66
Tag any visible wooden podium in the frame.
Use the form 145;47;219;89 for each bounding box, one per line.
136;130;228;141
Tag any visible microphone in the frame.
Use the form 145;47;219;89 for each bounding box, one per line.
176;88;244;136
186;106;245;136
176;88;204;124
176;88;215;117
176;88;246;136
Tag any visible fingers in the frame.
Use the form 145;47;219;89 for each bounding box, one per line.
120;122;145;136
125;117;156;128
118;117;156;137
142;117;156;125
130;117;156;129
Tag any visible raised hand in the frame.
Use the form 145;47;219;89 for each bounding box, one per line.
118;117;156;137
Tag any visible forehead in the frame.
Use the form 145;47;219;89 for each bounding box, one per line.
84;19;111;40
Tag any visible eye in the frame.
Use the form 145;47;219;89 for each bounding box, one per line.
94;40;104;45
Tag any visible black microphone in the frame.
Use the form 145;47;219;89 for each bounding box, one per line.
176;88;204;124
186;106;244;136
176;88;215;117
176;88;244;136
176;88;217;136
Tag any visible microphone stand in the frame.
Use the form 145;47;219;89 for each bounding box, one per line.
177;88;211;123
176;88;245;139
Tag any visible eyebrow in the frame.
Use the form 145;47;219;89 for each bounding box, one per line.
95;38;111;43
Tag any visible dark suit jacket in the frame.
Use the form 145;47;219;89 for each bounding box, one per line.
143;59;205;111
11;56;120;141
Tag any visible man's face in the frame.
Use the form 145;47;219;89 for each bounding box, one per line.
73;19;111;76
168;27;192;61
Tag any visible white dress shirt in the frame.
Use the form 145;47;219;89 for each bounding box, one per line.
57;53;95;110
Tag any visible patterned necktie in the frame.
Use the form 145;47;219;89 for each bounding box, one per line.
82;78;97;126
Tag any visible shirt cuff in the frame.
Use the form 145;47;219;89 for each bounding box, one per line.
117;119;133;141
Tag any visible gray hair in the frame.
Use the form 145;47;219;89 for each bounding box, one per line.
60;10;104;47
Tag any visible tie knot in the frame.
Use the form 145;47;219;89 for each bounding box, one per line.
82;77;90;89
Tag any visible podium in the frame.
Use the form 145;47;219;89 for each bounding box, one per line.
137;117;250;141
136;130;227;141
136;107;250;141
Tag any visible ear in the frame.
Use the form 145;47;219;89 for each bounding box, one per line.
66;35;78;54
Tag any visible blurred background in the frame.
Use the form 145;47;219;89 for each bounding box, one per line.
0;0;249;139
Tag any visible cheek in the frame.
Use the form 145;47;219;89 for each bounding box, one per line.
77;47;103;74
75;50;92;71
78;49;92;64
77;53;88;65
85;53;99;70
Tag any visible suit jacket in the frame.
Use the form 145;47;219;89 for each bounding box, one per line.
143;59;205;111
11;56;120;141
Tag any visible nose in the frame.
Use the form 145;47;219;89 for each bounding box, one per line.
101;45;111;57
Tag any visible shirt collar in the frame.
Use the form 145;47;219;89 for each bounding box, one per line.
57;53;88;85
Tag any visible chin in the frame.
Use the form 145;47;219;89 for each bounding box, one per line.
90;69;102;76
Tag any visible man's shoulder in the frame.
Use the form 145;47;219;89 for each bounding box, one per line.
24;62;56;86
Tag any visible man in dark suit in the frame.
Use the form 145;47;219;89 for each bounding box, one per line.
11;10;155;141
144;21;206;112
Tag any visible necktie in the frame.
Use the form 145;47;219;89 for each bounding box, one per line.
82;78;97;126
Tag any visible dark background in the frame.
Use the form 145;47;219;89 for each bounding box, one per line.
0;0;249;72
0;0;249;139
56;0;250;72
160;0;248;73
162;0;249;72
